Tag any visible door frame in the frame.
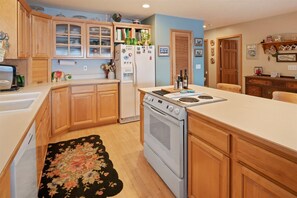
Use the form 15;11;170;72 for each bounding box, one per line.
170;29;193;85
216;34;242;86
204;39;209;87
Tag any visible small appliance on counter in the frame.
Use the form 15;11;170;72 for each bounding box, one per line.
0;64;19;91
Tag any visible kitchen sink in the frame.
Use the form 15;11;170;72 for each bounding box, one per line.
0;99;35;113
0;92;40;101
0;92;40;113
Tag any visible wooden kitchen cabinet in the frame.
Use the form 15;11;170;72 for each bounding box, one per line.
234;163;296;198
51;87;70;135
31;11;52;58
188;134;230;198
139;91;145;145
71;85;96;128
0;165;10;198
245;75;297;99
53;19;85;58
17;1;31;58
86;23;113;58
96;84;118;124
31;59;50;84
188;112;230;198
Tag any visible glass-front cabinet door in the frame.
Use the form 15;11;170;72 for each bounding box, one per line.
53;21;84;58
87;24;113;58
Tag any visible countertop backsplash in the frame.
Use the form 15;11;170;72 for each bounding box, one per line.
51;59;108;80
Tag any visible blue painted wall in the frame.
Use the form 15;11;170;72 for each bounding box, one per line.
143;14;204;86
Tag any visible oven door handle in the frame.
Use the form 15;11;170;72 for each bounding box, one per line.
149;105;168;117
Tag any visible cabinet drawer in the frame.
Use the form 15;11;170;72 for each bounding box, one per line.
236;138;297;193
247;78;272;86
188;114;230;153
97;83;117;92
286;82;297;89
71;85;95;94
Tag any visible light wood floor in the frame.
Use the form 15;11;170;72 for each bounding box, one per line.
49;122;175;198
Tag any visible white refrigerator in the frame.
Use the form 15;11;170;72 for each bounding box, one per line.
115;44;155;123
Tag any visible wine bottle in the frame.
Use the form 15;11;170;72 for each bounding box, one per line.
183;69;188;89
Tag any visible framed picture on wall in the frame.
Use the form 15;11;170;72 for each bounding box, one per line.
194;38;203;46
276;53;297;62
246;44;258;59
194;49;203;57
158;45;170;57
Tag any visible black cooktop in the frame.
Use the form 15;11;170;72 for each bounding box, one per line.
152;90;170;96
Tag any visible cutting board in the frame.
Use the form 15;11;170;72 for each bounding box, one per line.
161;87;193;93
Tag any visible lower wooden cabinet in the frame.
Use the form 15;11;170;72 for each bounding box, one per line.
36;94;51;186
188;110;297;197
234;163;296;198
71;92;96;127
51;87;70;135
139;91;145;145
0;165;10;198
97;84;118;124
188;134;230;198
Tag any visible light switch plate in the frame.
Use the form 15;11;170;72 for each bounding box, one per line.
196;64;201;69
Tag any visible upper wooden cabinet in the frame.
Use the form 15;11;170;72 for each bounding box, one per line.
86;23;113;58
53;20;85;58
31;11;52;58
17;1;31;58
113;22;151;43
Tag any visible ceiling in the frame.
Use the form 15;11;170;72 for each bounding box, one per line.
28;0;297;29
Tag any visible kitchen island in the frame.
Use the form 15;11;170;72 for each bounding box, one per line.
139;84;297;197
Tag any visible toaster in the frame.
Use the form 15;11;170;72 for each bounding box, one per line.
0;64;17;91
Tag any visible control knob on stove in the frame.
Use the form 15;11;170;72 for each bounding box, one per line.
174;108;180;115
147;96;152;101
168;105;174;112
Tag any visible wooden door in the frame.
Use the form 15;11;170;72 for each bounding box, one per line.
235;163;295;198
188;134;229;198
171;30;192;84
31;15;51;58
97;90;118;123
71;92;96;126
204;39;209;86
51;87;70;135
220;40;238;84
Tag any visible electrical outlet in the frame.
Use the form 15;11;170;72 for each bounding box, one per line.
288;65;297;70
83;65;88;71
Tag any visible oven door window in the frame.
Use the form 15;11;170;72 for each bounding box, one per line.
144;104;184;178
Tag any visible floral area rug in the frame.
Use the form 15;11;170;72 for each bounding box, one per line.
38;135;123;198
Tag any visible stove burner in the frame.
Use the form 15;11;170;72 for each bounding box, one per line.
198;95;213;99
179;97;199;103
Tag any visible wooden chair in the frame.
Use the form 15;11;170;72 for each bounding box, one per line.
216;83;242;93
272;91;297;104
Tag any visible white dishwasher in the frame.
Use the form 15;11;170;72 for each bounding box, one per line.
10;122;37;198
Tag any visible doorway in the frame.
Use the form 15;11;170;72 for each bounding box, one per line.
170;29;193;84
204;39;209;87
217;34;242;86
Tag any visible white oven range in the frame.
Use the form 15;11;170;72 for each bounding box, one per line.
143;90;226;197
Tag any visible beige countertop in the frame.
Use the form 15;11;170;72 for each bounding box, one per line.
0;78;119;174
139;84;297;152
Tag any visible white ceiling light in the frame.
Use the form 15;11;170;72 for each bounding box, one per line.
203;25;206;28
142;4;150;8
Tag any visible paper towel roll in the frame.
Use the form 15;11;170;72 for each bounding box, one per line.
58;60;76;66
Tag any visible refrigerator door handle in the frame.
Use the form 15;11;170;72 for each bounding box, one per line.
132;62;136;85
134;62;138;85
